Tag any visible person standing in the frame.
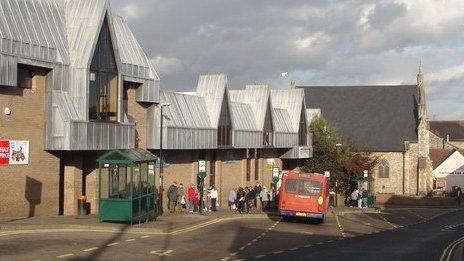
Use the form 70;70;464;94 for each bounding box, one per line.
236;187;246;213
167;181;178;213
260;187;269;211
177;183;186;212
254;182;262;210
362;188;369;208
457;187;462;206
187;183;196;213
210;186;218;211
228;188;237;210
329;188;336;208
350;189;358;208
357;188;363;209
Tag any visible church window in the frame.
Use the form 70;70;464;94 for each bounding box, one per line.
378;160;390;179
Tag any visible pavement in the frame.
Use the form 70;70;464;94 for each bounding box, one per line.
0;206;461;260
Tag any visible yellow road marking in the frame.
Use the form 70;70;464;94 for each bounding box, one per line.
83;247;98;252
106;242;119;246
141;235;150;238
334;214;346;238
57;253;73;258
376;212;398;229
125;238;135;242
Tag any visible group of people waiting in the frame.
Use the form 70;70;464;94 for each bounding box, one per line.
348;187;369;208
227;182;273;214
167;181;219;213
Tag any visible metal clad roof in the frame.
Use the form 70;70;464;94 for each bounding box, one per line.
306;108;322;124
270;89;304;132
229;85;270;129
230;102;259;131
0;0;68;63
65;0;107;68
161;91;213;129
272;108;293;133
196;74;228;127
112;15;148;72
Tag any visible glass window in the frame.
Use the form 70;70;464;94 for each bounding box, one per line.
133;164;141;197
141;162;148;194
284;179;322;196
378;160;390;179
246;158;251;182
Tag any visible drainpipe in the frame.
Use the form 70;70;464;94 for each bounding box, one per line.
402;151;405;194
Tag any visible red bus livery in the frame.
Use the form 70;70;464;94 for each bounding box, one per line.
278;171;329;223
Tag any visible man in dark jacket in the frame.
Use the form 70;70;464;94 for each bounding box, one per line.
167;181;178;213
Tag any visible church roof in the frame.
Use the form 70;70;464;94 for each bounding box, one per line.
299;85;419;152
430;121;464;141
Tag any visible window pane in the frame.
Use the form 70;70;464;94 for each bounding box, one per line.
284;179;322;196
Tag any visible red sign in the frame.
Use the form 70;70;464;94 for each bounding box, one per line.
0;140;10;165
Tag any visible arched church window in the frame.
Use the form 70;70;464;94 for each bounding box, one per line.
378;160;390;179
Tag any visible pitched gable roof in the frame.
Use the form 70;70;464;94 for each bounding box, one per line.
430;148;455;169
196;74;229;127
270;89;305;132
430;121;464;141
230;102;259;131
65;0;109;68
160;91;212;129
300;85;419;152
229;85;271;129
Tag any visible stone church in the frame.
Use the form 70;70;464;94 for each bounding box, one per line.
299;64;433;196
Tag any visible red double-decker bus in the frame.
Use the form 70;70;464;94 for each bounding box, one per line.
278;171;329;223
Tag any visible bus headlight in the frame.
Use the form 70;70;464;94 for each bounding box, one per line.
318;196;323;205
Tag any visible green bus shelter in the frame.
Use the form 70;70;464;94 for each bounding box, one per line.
97;148;158;224
352;176;376;206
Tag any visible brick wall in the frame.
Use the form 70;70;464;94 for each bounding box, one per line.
0;72;61;217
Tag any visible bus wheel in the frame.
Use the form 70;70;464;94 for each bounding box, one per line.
281;216;290;222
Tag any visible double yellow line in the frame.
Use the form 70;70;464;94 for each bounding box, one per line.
440;235;464;261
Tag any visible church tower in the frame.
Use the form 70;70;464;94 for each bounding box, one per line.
416;61;433;194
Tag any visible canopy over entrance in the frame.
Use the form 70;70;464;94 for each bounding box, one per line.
97;149;158;224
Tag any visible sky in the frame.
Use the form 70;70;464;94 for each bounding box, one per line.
110;0;464;120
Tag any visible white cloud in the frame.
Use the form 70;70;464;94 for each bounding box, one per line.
151;56;184;76
294;32;331;49
118;3;140;21
110;0;464;119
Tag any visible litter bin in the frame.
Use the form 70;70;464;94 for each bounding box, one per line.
77;195;87;215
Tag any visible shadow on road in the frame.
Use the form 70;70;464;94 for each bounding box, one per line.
70;224;130;261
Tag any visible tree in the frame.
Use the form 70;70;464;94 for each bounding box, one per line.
303;117;377;194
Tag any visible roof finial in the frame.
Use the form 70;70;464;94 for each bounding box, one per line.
290;80;296;89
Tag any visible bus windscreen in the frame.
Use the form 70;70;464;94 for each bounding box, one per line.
285;179;322;196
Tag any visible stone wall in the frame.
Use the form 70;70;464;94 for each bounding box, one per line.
371;152;404;195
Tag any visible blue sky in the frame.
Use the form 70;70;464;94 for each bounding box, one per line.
110;0;464;120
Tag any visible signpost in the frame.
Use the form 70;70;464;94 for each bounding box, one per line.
272;167;280;184
198;160;207;214
324;171;330;178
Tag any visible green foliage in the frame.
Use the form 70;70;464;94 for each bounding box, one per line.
303;117;377;193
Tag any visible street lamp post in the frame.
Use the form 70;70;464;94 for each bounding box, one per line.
158;102;170;215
